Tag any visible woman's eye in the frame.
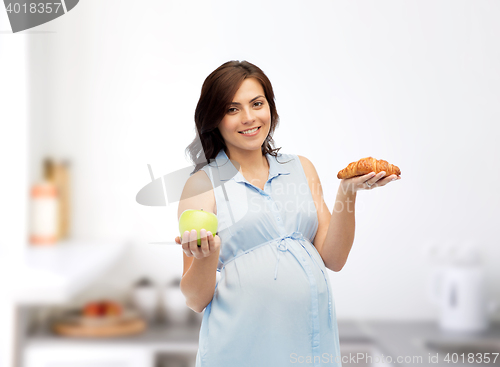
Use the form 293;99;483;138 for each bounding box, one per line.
228;107;237;113
254;101;263;107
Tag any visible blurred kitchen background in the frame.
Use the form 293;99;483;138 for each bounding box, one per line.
1;1;500;367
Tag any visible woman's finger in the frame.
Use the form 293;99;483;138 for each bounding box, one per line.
181;231;192;256
377;174;399;187
199;229;210;256
207;231;215;252
365;172;401;190
205;230;212;251
362;172;376;185
189;229;203;258
365;171;385;188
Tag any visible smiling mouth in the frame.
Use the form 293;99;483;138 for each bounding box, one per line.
239;126;261;134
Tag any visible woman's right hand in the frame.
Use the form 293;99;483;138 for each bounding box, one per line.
175;229;221;259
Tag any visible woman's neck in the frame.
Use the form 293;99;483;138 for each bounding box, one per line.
225;148;269;175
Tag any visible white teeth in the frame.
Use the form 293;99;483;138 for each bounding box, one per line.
240;127;259;134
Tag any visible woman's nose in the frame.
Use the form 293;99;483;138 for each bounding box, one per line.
241;108;255;122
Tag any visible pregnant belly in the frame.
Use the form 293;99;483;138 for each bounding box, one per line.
216;242;315;311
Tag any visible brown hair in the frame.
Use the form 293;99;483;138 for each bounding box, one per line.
186;60;283;174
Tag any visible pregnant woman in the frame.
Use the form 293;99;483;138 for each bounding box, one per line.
174;60;401;367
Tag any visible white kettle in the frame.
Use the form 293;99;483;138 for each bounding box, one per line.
429;244;497;333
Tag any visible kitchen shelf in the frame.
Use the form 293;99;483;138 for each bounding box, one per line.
12;239;129;305
25;321;201;352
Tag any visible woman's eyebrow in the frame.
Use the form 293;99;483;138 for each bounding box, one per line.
230;95;265;106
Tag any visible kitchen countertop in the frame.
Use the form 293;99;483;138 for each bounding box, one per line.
339;321;500;367
25;319;500;366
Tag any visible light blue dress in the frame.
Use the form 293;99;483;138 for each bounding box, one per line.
195;149;342;367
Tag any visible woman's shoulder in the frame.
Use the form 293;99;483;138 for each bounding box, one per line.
294;155;321;183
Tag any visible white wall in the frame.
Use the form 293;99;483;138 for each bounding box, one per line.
0;8;29;367
26;0;500;321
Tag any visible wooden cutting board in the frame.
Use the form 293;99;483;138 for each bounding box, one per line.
52;316;146;338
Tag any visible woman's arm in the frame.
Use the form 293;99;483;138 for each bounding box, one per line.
179;241;220;313
319;187;356;272
298;155;352;271
298;155;399;272
176;170;221;313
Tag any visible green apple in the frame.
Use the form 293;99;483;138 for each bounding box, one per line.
179;209;218;247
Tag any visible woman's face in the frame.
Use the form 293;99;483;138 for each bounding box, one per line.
218;78;271;154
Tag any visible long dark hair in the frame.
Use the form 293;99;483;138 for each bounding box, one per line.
186;60;283;174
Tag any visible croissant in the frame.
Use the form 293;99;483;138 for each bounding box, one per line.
337;157;401;179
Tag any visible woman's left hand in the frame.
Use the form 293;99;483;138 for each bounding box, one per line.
340;171;401;195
